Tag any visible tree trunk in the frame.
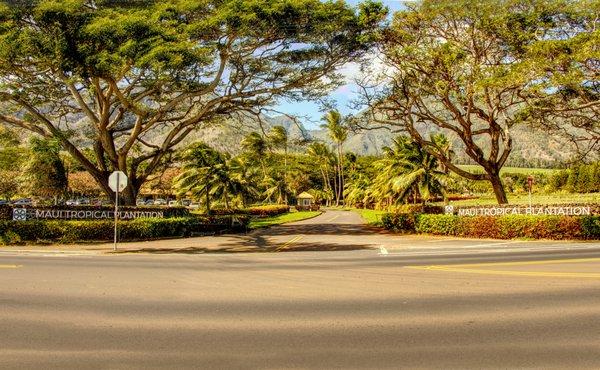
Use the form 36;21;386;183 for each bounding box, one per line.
260;159;267;179
120;182;139;206
324;167;332;206
205;185;211;215
489;172;508;204
332;163;339;206
338;144;344;206
224;190;230;210
97;173;139;206
283;146;288;205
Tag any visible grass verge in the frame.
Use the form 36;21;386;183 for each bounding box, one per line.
353;208;387;226
249;211;322;229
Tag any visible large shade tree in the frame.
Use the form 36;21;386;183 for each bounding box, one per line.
364;0;564;204
0;0;386;204
521;0;600;156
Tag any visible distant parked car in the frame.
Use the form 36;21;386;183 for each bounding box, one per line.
188;202;200;210
168;200;180;207
181;199;192;207
66;199;79;206
92;199;111;206
0;200;9;205
11;198;32;206
153;198;167;206
136;199;147;206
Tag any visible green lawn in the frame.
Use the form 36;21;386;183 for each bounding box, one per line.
457;165;559;175
248;211;322;229
443;193;600;206
353;208;387;226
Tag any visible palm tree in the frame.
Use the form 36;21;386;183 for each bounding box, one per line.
307;142;335;206
227;156;261;208
174;143;224;215
268;125;289;203
322;110;348;206
370;136;448;208
430;133;454;174
343;172;372;208
263;174;292;205
241;132;268;178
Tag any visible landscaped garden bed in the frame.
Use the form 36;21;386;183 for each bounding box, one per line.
0;215;249;245
380;213;600;240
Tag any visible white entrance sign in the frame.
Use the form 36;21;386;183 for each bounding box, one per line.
11;208;164;221
452;206;591;217
108;171;128;193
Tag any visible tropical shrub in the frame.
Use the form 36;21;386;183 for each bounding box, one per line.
396;204;444;214
245;205;290;217
381;213;416;233
382;213;600;240
0;215;249;244
415;214;462;236
206;205;290;217
581;216;600;239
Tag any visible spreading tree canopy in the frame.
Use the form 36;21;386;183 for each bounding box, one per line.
0;0;386;204
362;0;575;204
520;0;600;156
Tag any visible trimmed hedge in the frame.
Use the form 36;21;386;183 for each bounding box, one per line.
381;213;600;240
295;205;320;211
205;205;290;217
0;215;249;244
382;213;417;233
245;205;290;217
396;204;444;214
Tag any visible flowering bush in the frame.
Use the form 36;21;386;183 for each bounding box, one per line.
381;213;599;240
245;205;290;217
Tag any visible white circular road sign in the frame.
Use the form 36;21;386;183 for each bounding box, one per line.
108;171;128;193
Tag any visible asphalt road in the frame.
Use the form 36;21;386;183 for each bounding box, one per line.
1;210;600;369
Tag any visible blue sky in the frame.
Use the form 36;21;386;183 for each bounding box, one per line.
273;0;406;128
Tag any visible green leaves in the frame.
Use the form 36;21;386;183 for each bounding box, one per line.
369;135;448;206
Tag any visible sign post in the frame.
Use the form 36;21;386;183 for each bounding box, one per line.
108;171;128;251
527;175;534;208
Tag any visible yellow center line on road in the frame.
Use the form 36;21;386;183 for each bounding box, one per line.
407;257;600;279
408;265;600;279
276;235;303;251
326;215;339;222
446;257;600;268
0;264;22;269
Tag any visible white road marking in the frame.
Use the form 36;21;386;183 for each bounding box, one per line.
377;241;600;257
0;249;100;257
378;246;388;255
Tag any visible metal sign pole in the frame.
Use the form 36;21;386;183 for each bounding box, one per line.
527;175;533;208
114;172;119;251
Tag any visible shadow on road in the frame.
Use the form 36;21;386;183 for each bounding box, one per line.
258;223;374;236
115;241;374;254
